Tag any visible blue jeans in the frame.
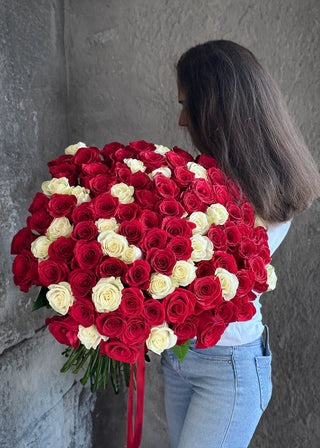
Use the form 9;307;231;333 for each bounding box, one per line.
161;326;272;448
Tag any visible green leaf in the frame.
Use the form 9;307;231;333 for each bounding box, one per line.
170;340;191;363
31;286;50;312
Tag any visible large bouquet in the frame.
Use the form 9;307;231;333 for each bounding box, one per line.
11;140;276;447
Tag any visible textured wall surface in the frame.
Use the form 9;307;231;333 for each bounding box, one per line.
0;1;94;447
1;1;319;448
64;1;320;447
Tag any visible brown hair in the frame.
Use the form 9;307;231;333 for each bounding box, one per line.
177;40;320;222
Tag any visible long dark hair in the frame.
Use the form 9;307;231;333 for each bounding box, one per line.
177;40;320;222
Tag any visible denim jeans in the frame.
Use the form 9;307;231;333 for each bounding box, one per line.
161;326;272;448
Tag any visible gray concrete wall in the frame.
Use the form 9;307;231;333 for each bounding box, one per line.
0;1;94;447
64;1;320;447
1;1;319;448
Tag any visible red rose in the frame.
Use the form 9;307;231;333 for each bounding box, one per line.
74;146;101;166
118;220;145;245
207;225;228;251
122;317;151;344
11;227;35;254
195;314;226;348
12;250;39;292
116;165;131;184
38;259;69;286
89;174;110;196
258;245;271;265
141;228;167;253
27;211;53;234
216;301;238;324
100;339;139;363
129;171;149;189
196;260;216;278
192;276;223;311
48;154;73;168
214;252;238;273
124;260;150;289
226;202;242;223
139;210;162;229
252;226;268;245
196;154;219;169
92;192;119;218
163;289;196;324
143;299;165;326
182;191;206;214
69;298;97;327
96;312;127;338
28;192;49;214
129;140;155;152
236;269;255;297
167;236;193;261
138;151;164;172
173;166;195;189
232;297;256;321
48;236;75;263
154;174;179;198
157;199;186;218
239;239;257;259
82;162;108;177
48;194;77;219
115;147;138;161
69;268;97;299
135;189;158;210
237;223;253;239
49;163;77;185
172;315;198;344
246;256;267;284
224;222;242;247
211;185;231;205
119;288;145;316
100;142;125;165
73;240;103;270
71;221;98;242
115;203;140;223
193;179;215;204
72;202;96;224
148;248;176;275
98;257;128;279
241;202;255;227
166;151;188;169
46;315;80;348
226;178;244;202
161;217;195;239
206;167;226;185
172;146;194;163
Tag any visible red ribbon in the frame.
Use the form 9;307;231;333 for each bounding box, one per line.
125;344;146;448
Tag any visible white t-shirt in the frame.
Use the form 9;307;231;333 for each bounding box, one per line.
216;220;292;346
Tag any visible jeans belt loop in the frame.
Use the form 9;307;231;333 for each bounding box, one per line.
263;325;271;356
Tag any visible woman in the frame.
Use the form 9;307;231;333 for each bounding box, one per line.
161;40;320;448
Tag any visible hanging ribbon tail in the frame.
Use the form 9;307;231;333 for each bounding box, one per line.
125;344;146;448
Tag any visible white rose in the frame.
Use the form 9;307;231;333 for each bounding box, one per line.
110;182;134;204
266;264;277;291
206;203;229;226
30;236;51;259
149;167;172;180
148;273;177;300
188;211;210;235
78;324;108;350
121;245;142;264
97;231;128;258
146;322;177;355
215;267;239;300
46;217;73;241
190;235;214;262
171;260;196;287
68;185;91;205
186;162;208;179
92;277;124;313
123;158;146;173
46;282;75;315
95;218;119;233
42;177;70;196
64;141;87;155
154;144;171;155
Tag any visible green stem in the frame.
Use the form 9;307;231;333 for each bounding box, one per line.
60;345;86;373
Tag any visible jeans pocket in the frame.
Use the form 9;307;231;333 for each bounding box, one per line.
255;354;272;411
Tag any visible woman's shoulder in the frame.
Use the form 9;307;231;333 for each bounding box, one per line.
265;220;292;256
